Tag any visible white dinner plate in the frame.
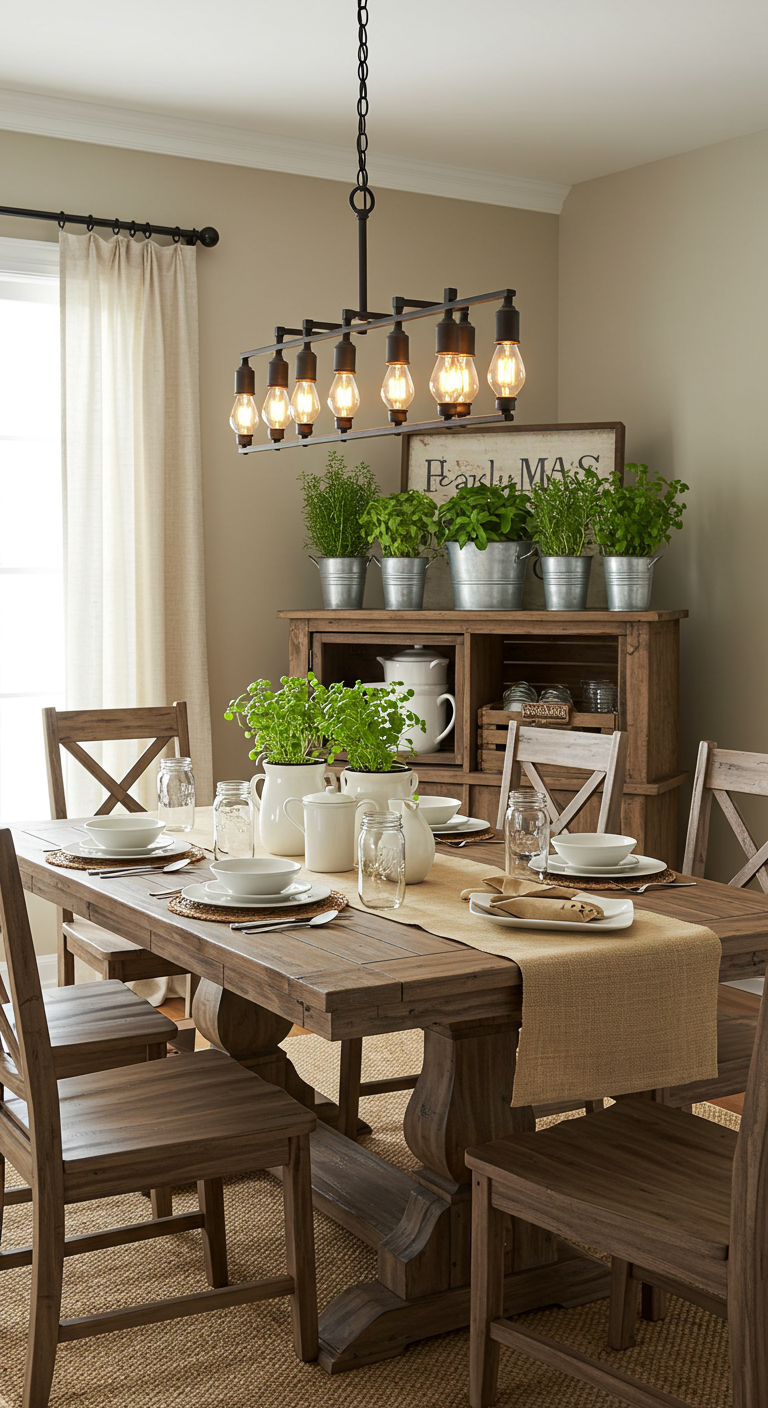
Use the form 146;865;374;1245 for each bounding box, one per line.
65;837;188;861
551;853;639;873
532;853;666;880
468;892;634;932
204;879;312;902
431;816;491;836
181;881;332;910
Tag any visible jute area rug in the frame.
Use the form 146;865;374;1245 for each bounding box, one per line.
0;1029;733;1408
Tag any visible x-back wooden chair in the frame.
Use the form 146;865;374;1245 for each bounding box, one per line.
0;829;318;1408
335;722;629;1143
466;962;767;1408
43;703;193;1000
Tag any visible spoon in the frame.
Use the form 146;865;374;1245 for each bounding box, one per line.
230;908;342;935
87;857;195;878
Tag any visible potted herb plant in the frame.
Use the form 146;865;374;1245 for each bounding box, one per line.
360;489;439;610
591;463;688;610
300;450;380;609
316;677;426;814
434;482;532;610
225;674;337;854
527;466;602;610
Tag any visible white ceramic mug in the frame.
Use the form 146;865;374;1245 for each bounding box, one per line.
283;790;375;872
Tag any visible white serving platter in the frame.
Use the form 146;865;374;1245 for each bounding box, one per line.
181;881;331;911
468;891;634;932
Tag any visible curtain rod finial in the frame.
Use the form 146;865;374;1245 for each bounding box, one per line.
199;227;219;248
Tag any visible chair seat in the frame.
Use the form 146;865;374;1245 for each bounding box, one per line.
64;918;188;981
467;1098;736;1295
4;980;178;1080
3;1048;316;1201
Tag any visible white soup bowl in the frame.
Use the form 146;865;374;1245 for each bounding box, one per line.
551;833;637;869
415;796;462;827
210;857;302;897
84;816;167;850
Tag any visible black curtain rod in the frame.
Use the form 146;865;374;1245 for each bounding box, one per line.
0;204;219;247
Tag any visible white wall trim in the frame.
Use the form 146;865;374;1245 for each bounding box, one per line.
1;955;58;991
0;86;571;215
0;234;59;280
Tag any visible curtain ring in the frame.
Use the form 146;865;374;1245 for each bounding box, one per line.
86;215;95;232
172;227;181;244
112;217;121;235
190;229;199;245
129;220;137;239
57;211;66;230
143;222;152;240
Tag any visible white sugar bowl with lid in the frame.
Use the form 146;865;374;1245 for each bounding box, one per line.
376;645;449;688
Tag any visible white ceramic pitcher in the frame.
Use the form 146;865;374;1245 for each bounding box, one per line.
339;766;419;841
387;797;436;883
250;759;337;855
283;789;374;872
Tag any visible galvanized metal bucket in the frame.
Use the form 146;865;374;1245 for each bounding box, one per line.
374;556;430;611
310;555;369;609
602;554;662;611
446;540;531;611
535;554;592;611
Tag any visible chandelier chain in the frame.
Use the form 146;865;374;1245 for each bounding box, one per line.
350;3;374;215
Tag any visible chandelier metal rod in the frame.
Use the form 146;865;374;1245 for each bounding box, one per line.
239;411;509;454
240;287;516;360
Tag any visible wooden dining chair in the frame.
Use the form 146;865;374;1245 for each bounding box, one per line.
466;981;766;1408
334;722;629;1142
0;829;318;1408
43;703;193;998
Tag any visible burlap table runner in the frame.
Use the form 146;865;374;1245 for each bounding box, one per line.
187;812;722;1109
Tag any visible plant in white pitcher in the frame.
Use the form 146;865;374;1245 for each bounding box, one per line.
225;674;336;855
317;678;427;817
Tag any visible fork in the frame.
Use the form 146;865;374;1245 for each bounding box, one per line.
584;880;697;895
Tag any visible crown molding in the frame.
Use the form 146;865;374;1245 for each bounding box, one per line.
0;86;570;215
0;234;59;279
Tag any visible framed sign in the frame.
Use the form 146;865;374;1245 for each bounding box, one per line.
401;421;625;504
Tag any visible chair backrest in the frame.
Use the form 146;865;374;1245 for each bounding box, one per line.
682;741;768;889
495;721;628;833
729;949;768;1361
42;703;191;819
0;830;61;1191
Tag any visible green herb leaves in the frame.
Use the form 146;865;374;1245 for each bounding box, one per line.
225;675;325;766
526;465;603;557
300;450;379;558
361;490;438;558
434;483;531;550
591;464;688;557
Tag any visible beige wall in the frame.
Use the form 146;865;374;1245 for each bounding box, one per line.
0;129;559;794
559;128;768;876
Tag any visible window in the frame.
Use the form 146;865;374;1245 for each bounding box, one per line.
0;238;64;822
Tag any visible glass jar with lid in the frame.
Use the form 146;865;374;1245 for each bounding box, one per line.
504;789;550;879
358;811;406;910
157;757;195;832
213;781;255;859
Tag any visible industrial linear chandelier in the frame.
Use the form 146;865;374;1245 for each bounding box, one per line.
230;4;526;456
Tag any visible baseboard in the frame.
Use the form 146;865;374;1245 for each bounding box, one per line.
0;955;58;991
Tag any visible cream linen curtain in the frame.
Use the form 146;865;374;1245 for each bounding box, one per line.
60;231;212;814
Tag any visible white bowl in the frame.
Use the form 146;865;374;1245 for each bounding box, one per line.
551;833;637;869
210;857;302;897
84;816;167;850
415;796;462;826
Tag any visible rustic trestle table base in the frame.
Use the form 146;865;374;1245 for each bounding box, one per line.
14;813;768;1372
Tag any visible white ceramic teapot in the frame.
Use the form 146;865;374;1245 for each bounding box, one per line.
387;797;436;883
376;645;449;688
250;759;337;855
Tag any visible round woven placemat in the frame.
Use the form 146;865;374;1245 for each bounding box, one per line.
536;865;677;892
167;887;349;924
46;844;207;871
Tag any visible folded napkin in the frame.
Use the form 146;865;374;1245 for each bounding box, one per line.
460;873;605;924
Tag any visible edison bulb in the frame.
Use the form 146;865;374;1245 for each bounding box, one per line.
290;380;321;425
456;356;480;403
327;373;360;419
229;393;258;436
381;363;415;412
488;342;526;398
429;353;466;406
262;386;291;431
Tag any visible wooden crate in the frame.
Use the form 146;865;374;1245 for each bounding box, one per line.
477;701;618;774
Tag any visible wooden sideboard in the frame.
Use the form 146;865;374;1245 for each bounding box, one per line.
278;609;688;867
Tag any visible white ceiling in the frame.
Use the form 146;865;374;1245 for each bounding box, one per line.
2;0;768;206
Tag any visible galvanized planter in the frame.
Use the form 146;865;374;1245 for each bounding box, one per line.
602;554;661;611
535;554;592;611
446;540;531;611
310;555;369;609
375;556;429;611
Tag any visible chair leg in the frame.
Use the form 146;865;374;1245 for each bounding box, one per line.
608;1257;639;1350
23;1189;64;1408
57;925;75;987
585;1098;606;1113
146;1044;173;1218
469;1171;504;1408
283;1133;318;1362
338;1038;363;1141
641;1282;668;1321
198;1178;228;1288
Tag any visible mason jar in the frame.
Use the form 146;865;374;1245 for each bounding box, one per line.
213;780;255;859
157;757;195;832
504;789;550;879
358;811;406;910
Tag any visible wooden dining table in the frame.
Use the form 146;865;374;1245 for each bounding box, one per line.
12;815;768;1373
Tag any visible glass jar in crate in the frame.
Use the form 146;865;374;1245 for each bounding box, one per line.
504;789;550;879
213;780;255;859
157;757;195;832
358;811;406;910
